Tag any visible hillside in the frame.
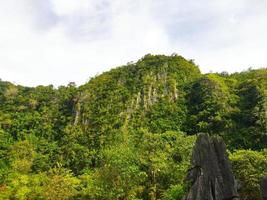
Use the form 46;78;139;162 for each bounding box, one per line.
0;54;266;199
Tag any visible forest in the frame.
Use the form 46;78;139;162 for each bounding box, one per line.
0;54;266;200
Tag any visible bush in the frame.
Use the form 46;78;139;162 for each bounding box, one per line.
162;184;186;200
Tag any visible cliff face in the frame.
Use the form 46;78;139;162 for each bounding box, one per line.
74;55;267;150
74;54;201;147
184;133;239;200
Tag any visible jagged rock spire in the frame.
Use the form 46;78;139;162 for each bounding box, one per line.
184;133;239;200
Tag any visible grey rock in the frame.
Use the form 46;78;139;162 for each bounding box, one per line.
261;176;267;200
184;133;239;200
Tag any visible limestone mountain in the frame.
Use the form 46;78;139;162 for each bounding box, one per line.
0;54;266;199
74;54;201;147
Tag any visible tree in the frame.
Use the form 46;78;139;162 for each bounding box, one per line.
91;142;146;200
137;130;195;200
186;74;233;135
9;140;35;174
44;166;80;200
231;79;267;149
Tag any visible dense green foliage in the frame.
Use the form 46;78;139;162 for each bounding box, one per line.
0;54;266;199
230;149;267;200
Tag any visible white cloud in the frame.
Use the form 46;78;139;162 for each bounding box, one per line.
0;0;266;86
50;0;98;16
152;0;267;72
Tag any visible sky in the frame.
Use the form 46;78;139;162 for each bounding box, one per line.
0;0;267;87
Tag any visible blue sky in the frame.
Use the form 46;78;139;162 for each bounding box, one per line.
0;0;267;86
